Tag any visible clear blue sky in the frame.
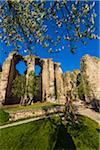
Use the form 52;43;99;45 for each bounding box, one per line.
0;1;99;74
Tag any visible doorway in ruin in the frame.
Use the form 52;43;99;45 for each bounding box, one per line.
5;54;27;105
33;58;42;103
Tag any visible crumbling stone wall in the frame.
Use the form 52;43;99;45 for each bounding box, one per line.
63;55;100;104
10;106;64;121
0;52;27;105
54;63;65;104
0;52;66;105
80;55;100;103
0;53;99;106
0;52;15;105
63;70;80;100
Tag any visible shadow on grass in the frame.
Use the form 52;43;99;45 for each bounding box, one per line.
47;116;76;150
54;123;76;150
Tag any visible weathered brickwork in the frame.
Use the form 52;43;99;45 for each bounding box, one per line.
0;52;65;105
0;53;100;106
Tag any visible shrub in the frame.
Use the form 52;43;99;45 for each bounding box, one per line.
0;109;10;124
90;100;100;112
76;73;91;101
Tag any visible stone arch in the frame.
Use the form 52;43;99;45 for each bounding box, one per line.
35;57;42;76
0;52;65;105
5;53;27;104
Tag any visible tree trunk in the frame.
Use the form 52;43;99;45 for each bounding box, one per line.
20;96;26;105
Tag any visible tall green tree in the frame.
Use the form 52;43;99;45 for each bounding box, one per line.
27;71;39;104
11;74;26;104
12;72;39;105
0;0;99;54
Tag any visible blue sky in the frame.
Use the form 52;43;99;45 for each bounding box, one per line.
0;1;99;74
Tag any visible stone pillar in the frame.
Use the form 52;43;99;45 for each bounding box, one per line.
0;52;15;105
54;63;66;104
48;59;56;102
24;55;35;100
42;59;49;102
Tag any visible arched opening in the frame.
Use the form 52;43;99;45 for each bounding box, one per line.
5;55;27;105
16;61;27;75
35;65;42;76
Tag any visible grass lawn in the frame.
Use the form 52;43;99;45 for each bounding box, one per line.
0;109;10;125
67;116;99;150
2;102;61;113
0;115;99;150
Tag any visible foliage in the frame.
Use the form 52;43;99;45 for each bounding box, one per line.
11;74;26;103
90;100;100;112
77;74;91;100
0;0;99;54
27;71;39;101
11;72;39;104
78;82;91;100
64;95;78;126
0;116;99;150
63;84;78;126
0;109;10;125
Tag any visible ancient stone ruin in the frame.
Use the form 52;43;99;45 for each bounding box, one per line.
63;54;100;107
0;52;65;105
80;55;100;104
0;52;100;106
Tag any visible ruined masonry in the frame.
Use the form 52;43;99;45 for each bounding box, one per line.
0;52;65;105
0;52;100;106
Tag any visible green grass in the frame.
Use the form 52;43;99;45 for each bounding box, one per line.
0;115;99;150
0;109;10;125
67;116;99;150
0;117;59;150
2;102;61;113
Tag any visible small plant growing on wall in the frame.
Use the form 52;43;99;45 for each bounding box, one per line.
76;73;92;101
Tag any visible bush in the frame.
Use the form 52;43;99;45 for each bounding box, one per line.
90;100;100;112
0;109;10;124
